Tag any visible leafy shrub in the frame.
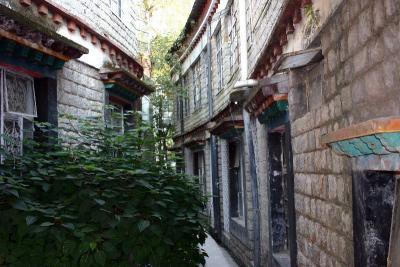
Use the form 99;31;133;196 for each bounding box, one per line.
0;117;207;267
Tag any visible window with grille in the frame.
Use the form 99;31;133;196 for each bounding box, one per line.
183;75;190;117
110;0;122;18
216;29;224;91
192;61;202;110
228;5;239;74
246;1;253;45
175;95;181;122
0;69;36;158
109;104;124;134
193;151;206;197
229;140;244;219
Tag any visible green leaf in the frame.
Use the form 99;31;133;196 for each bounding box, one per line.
42;183;50;192
26;216;37;226
62;223;75;230
12;200;28;211
137;180;153;189
40;222;54;227
94;199;106;206
94;250;106;266
137;220;150;232
79;253;93;267
89;242;97;251
6;189;19;198
63;240;76;255
30;177;44;181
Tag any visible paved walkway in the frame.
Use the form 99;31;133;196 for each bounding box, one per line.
201;235;239;267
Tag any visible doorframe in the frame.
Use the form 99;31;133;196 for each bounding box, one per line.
266;120;297;267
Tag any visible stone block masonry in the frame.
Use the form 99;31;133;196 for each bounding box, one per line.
57;60;105;133
290;0;400;266
52;0;142;58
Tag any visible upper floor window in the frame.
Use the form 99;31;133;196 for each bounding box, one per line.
246;1;253;45
1;69;36;158
228;5;239;74
110;0;122;18
216;29;224;91
192;61;202;110
183;75;190;117
175;95;181;122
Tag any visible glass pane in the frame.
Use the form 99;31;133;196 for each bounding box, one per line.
110;104;124;134
5;72;36;117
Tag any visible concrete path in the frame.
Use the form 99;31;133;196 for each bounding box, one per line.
201;235;239;267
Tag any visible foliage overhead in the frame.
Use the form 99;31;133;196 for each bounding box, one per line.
0;116;207;267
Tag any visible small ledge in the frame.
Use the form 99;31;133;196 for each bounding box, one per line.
321;117;400;157
210;115;244;140
100;68;154;103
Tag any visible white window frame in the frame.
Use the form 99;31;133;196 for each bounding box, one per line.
192;61;202;111
183;75;190;117
109;102;125;134
0;68;37;159
228;5;239;74
216;28;224;91
4;69;37;118
110;0;122;18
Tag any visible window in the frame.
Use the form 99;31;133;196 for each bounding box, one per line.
228;5;239;73
175;95;181;122
0;69;36;158
229;140;244;219
193;151;206;197
246;1;253;45
110;0;122;18
192;61;202;110
109;103;124;134
183;75;190;117
216;29;224;91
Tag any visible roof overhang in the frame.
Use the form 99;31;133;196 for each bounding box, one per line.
245;73;289;116
274;48;323;73
1;0;144;78
0;3;88;74
100;68;154;103
170;0;220;61
210;115;244;140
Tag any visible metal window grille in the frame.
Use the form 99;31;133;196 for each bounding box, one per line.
228;5;239;74
0;68;36;159
183;75;190;117
192;61;202;110
109;103;124;134
110;0;122;18
216;29;224;91
229;140;244;219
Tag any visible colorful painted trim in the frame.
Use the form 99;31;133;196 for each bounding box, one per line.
322;117;400;157
14;0;143;78
210;115;244;140
0;39;65;72
258;100;289;125
104;83;139;104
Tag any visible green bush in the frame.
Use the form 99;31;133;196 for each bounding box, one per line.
0;117;207;267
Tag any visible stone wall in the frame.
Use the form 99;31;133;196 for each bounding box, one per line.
52;0;142;58
57;60;105;133
290;0;400;266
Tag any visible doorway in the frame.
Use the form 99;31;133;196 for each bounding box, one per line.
353;171;396;267
268;123;297;267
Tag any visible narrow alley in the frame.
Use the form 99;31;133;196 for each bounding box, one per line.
202;236;238;267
